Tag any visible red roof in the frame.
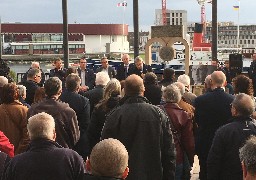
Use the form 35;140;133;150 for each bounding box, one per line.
2;23;128;35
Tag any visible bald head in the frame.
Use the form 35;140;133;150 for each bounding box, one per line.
88;138;128;178
211;71;226;88
124;74;145;96
122;54;130;65
232;93;255;116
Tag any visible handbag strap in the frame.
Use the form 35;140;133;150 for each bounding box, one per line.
2;105;20;131
159;105;184;150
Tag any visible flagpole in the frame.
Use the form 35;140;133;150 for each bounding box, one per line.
237;0;240;51
122;1;126;53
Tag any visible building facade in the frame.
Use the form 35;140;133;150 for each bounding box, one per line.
155;9;188;35
1;23;129;55
187;22;256;48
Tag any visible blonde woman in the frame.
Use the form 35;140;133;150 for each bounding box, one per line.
87;78;121;153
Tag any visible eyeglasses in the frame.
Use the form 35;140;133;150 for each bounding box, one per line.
36;75;41;78
80;62;87;64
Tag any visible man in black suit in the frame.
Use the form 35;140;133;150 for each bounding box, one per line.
128;56;153;78
49;58;66;86
77;58;95;91
96;57;116;79
22;62;45;87
116;54;130;81
194;71;234;180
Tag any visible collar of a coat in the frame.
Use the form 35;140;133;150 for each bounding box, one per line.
119;95;150;105
229;116;253;123
84;173;123;180
27;138;63;152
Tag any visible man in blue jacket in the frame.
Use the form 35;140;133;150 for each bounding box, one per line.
2;112;84;180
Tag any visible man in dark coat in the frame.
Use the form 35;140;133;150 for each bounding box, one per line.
85;138;129;180
101;74;176;180
20;68;41;105
96;57;116;79
116;54;130;81
83;72;110;115
49;58;66;87
21;62;45;87
28;77;80;149
77;58;95;91
207;93;256;180
248;53;256;96
194;71;234;180
60;74;90;136
2;112;84;180
128;56;152;78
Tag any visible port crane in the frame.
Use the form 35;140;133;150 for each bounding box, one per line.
197;0;212;42
162;0;167;25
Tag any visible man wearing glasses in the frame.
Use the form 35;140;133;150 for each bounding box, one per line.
96;57;116;79
77;58;95;91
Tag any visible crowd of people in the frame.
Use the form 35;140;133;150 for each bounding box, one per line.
0;54;256;180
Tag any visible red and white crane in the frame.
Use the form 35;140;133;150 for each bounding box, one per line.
197;0;212;42
162;0;167;25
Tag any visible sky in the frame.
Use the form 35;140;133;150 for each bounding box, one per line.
0;0;255;31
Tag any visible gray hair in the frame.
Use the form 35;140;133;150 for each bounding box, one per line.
239;136;256;176
95;72;110;86
16;85;26;97
0;76;8;87
232;93;255;116
134;56;143;63
44;77;62;97
163;84;182;103
173;82;186;96
27;68;40;79
27;112;55;140
177;74;190;87
31;62;40;69
65;73;81;92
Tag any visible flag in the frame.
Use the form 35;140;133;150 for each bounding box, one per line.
117;2;127;7
233;5;239;10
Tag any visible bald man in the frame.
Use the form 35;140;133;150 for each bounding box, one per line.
85;138;129;180
194;71;234;180
101;74;176;180
208;93;256;180
116;54;130;81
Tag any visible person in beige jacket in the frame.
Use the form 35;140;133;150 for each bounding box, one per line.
0;83;29;155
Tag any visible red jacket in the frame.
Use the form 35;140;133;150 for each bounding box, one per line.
162;103;195;165
0;131;14;157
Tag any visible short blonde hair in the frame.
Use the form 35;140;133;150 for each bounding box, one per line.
27;112;55;140
90;138;128;178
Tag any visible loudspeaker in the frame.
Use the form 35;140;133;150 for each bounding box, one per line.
229;53;243;79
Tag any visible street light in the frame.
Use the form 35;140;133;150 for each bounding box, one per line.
133;0;139;58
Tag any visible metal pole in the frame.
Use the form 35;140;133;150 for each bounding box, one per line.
0;17;2;59
212;0;218;61
133;0;139;58
237;0;240;51
62;0;69;69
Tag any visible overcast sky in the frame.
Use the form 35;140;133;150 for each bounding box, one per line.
0;0;255;31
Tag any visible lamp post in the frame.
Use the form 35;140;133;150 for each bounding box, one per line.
62;0;69;69
133;0;139;58
212;0;218;61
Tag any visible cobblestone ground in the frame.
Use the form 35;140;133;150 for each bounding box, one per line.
191;156;200;180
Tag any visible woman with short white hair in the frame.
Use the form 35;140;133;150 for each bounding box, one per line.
161;84;195;180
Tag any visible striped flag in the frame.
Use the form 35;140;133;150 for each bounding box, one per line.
233;5;239;10
117;2;127;7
